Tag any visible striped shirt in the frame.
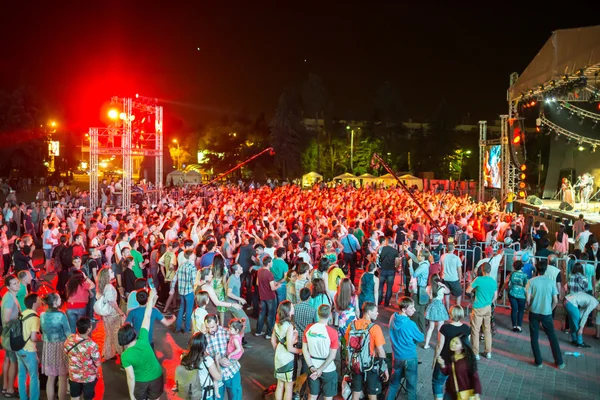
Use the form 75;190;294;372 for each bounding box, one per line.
170;260;196;296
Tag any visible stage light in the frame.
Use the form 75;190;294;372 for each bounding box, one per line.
576;68;585;76
518;190;526;198
513;135;521;144
578;145;585;151
593;121;598;129
555;134;560;141
579;118;584;125
562;74;569;82
519;172;526;180
593;145;597;153
536;126;540;132
108;109;118;119
136;93;139;98
119;112;126;120
530;101;536;106
518;181;526;189
568;112;573;120
520;164;527;171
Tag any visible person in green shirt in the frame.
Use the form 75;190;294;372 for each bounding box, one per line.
271;247;289;304
119;288;164;400
466;262;497;360
16;270;32;311
129;238;147;279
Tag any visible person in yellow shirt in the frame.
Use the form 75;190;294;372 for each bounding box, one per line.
505;190;516;213
17;293;42;400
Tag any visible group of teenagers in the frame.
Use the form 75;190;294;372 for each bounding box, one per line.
1;182;598;400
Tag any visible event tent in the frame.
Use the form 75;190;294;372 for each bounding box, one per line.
333;172;357;181
302;171;323;187
399;174;423;190
509;26;600;99
184;170;202;184
166;170;185;186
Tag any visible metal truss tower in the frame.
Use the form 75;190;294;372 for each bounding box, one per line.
89;96;164;210
477;121;487;203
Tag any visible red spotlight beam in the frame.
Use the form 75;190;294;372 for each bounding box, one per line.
200;147;275;189
371;153;447;238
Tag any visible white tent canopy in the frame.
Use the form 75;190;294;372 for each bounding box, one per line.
167;170;185;186
399;174;423;190
184;170;202;184
333;172;357;181
302;171;323;187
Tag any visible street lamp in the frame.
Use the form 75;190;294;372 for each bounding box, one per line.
81;133;89;163
346;125;354;171
172;139;180;170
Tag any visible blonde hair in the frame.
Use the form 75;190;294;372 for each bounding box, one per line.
97;267;112;295
450;305;465;322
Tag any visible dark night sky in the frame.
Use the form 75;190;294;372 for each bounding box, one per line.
0;1;598;132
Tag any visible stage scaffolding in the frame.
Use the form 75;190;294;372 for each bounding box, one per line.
89;96;164;211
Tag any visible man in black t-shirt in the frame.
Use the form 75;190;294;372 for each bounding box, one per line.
395;220;407;247
238;237;256;303
378;236;400;307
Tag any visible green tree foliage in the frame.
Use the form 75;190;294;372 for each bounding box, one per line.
0;87;48;177
301;74;328;173
269;88;307;179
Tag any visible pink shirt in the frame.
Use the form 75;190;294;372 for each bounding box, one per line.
68;282;92;304
226;334;244;360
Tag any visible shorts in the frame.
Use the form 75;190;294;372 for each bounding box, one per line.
5;350;17;363
69;379;97;400
308;370;337;397
134;374;164;400
446;280;463;297
350;370;382;395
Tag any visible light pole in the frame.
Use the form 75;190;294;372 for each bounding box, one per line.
346;125;354;171
172;139;180;170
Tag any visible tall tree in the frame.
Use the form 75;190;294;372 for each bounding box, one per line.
0;87;48;177
301;74;328;173
270;88;306;179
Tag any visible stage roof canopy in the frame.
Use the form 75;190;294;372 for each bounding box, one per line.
509;25;600;98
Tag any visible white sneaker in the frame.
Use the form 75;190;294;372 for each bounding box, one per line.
475;354;480;361
484;352;492;359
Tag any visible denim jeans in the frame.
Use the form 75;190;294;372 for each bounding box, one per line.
176;292;194;332
529;312;564;366
565;301;583;344
218;370;242;400
385;357;417;400
17;350;39;400
431;363;448;398
276;283;287;305
508;295;526;327
229;306;252;333
67;308;87;334
379;269;396;306
256;298;276;335
87;288;97;319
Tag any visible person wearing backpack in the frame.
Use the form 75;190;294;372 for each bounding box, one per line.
344;302;388;400
16;293;42;400
1;274;20;398
386;297;424;400
119;288;164;400
176;332;222;400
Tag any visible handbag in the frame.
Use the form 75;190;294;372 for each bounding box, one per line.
93;292;113;316
451;361;476;400
417;286;429;306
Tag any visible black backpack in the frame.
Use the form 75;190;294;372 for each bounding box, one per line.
1;313;39;352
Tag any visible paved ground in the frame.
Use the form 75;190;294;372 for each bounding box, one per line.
2;268;600;399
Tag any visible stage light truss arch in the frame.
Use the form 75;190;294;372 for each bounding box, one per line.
556;101;600;122
540;116;600;147
89;96;164;211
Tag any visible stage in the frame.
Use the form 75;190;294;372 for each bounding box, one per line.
514;199;600;238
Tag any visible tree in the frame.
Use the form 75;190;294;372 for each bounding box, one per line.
0;87;48;178
301;74;328;173
269;88;306;179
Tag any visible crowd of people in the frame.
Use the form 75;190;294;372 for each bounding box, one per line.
0;182;599;400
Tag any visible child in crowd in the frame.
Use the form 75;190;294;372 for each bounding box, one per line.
192;290;209;334
226;318;246;361
424;274;450;349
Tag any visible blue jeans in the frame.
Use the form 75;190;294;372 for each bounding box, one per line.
218;370;242;400
256;298;276;335
565;301;583;344
176;292;194;332
379;269;396;306
67;308;87;334
386;357;417;400
431;363;448;398
17;350;39;400
276;283;287;305
508;295;526;327
529;312;564;366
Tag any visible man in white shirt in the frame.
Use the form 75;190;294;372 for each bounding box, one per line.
441;244;463;309
575;223;592;252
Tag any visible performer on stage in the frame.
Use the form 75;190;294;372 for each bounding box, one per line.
579;173;594;207
561;177;574;206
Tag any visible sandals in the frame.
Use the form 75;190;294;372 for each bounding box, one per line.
3;391;19;398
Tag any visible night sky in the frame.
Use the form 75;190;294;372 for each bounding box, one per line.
1;1;598;132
